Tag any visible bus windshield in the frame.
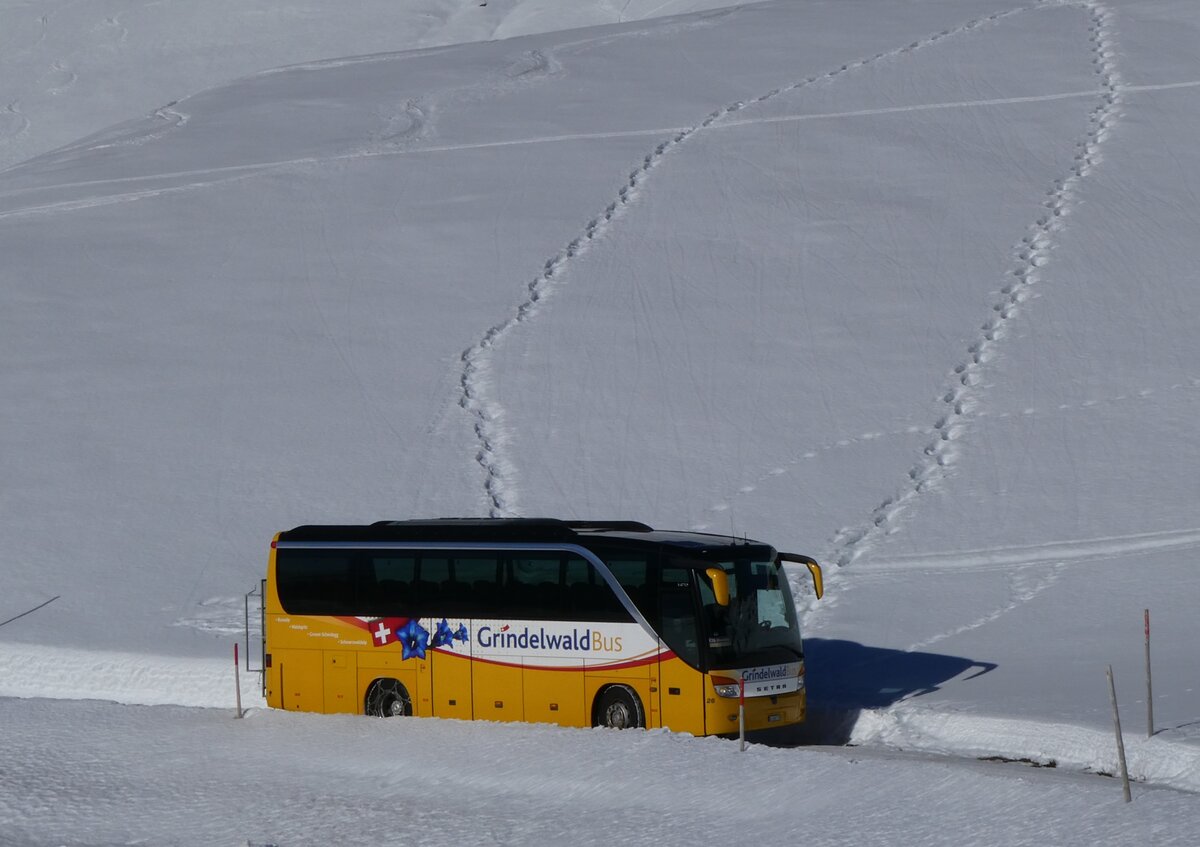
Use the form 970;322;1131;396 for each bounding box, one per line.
699;559;804;669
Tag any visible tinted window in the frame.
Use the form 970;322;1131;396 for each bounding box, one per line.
602;554;655;624
359;555;417;615
509;555;566;617
371;556;416;584
442;554;500;615
419;556;451;584
564;556;632;623
276;546;635;622
495;554;634;622
276;549;356;614
512;556;561;586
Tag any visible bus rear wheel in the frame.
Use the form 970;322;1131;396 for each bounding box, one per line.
365;678;412;717
594;684;644;730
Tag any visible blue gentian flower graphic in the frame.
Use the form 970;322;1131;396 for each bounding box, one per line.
397;619;429;660
454;624;469;643
432;618;455;649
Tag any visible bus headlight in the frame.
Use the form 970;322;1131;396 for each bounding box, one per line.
711;676;740;698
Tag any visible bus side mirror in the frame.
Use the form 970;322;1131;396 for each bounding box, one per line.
704;568;730;606
805;560;824;600
777;553;824;600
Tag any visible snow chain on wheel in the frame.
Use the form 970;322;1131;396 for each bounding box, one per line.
365;678;412;717
594;684;645;730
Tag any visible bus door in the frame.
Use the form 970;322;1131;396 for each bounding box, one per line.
657;567;706;736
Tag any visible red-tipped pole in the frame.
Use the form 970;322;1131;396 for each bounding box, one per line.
234;643;244;719
738;674;746;752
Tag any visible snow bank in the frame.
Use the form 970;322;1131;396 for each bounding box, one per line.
0;643;265;710
851;704;1200;794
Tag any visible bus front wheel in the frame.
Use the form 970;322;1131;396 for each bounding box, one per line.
594;685;645;730
365;678;412;717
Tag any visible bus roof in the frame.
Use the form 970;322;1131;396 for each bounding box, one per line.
277;518;775;558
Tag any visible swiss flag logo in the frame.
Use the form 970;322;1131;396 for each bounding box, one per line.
369;617;406;647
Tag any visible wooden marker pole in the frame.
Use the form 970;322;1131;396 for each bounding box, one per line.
234;643;244;719
1106;665;1131;802
1144;609;1154;738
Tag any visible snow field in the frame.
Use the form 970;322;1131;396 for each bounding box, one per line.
2;0;1200;840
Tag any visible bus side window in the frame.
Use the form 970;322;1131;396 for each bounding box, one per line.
361;555;416;615
509;555;565;619
449;555;500;616
604;556;655;624
565;557;632;623
415;556;450;613
277;550;356;614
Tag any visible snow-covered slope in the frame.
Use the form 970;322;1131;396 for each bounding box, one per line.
2;0;1199;840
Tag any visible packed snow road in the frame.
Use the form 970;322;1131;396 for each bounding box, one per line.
3;697;1198;847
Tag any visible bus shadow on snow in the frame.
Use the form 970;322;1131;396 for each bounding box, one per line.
748;638;997;747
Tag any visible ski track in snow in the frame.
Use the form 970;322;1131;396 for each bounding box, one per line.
1;78;1196;217
904;561;1067;652
973;376;1200;420
854;524;1200;575
703;377;1200;528
802;521;1200;654
828;0;1124;572
459;3;1032;517
693;424;932;528
172;595;255;637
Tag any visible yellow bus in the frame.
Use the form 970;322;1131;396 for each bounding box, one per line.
262;518;823;735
